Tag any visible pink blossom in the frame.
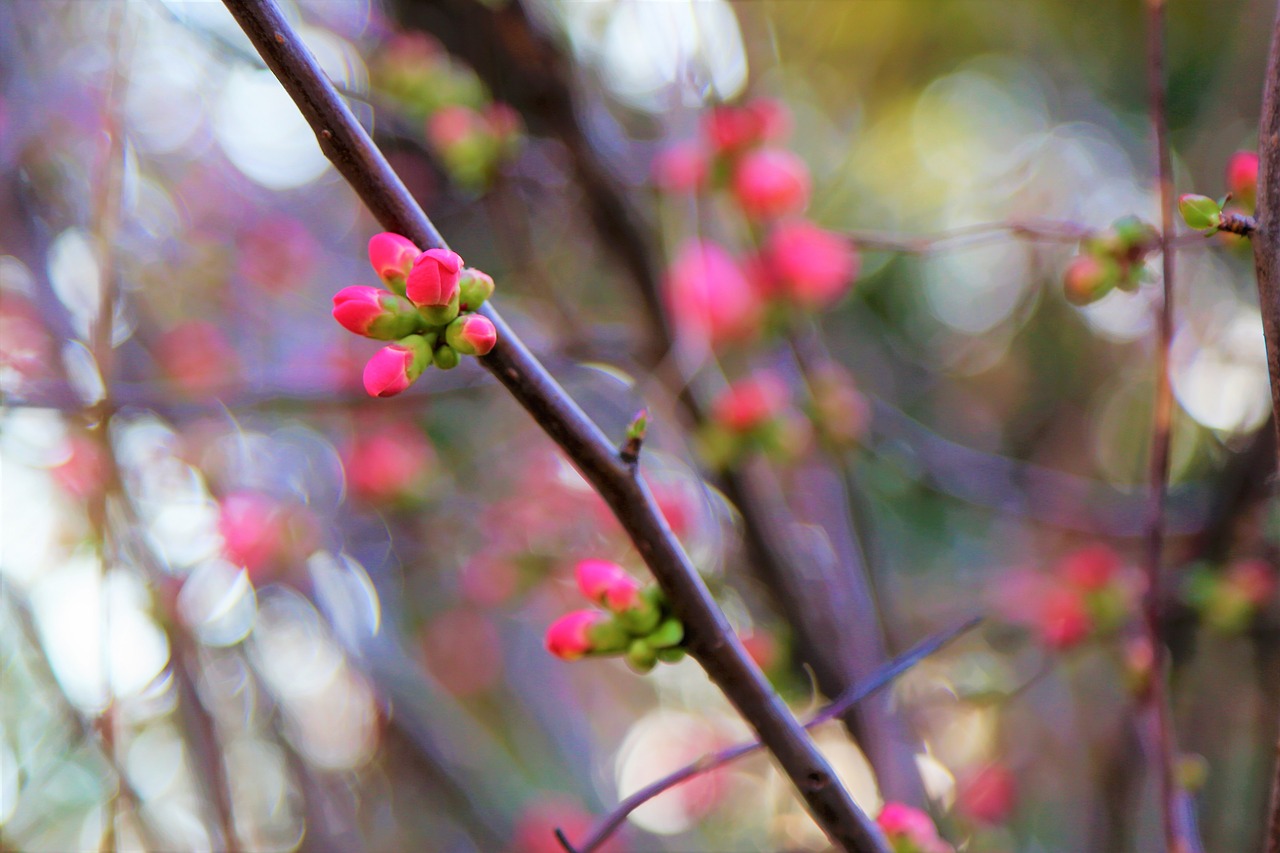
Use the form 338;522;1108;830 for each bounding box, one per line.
368;232;420;288
445;313;497;356
712;372;789;433
763;220;857;308
703;99;790;155
1226;558;1276;606
156;321;239;396
575;559;643;612
544;610;607;660
652;142;709;193
237;217;317;293
218;491;283;575
664;241;763;347
957;763;1017;825
1038;586;1091;649
732;148;810;220
344;423;435;503
1059;544;1121;591
363;343;417;398
877;802;952;853
1227;150;1259;210
427;104;480;151
405;248;464;308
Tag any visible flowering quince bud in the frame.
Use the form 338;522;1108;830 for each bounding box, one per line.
876;803;953;853
545;610;605;660
1062;254;1116;306
432;342;461;370
957;763;1017;825
363;334;431;397
406;248;464;313
652;141;709;193
763;220;857;308
1226;150;1259;212
575;559;643;611
732;148;811;220
458;268;495;311
332;286;424;340
445;313;498;356
368;232;420;292
665;240;764;347
1178;193;1223;232
627;638;658;672
1059;544;1121;591
712;372;790;433
1039;586;1091;649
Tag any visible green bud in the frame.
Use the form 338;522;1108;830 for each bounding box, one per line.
585;615;632;654
458;269;495;312
626;638;657;673
645;617;685;650
1178;194;1222;232
433;343;460;370
616;595;662;635
655;648;686;664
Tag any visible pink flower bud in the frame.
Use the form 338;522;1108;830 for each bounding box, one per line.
1039;586;1091;649
664;241;763;347
362;335;430;398
427;104;480;151
406;248;464;309
544;610;608;660
1226;150;1259;211
344;423;436;503
445;313;498;356
1062;254;1115;306
876;803;952;853
575;559;643;612
732;148;810;220
332;286;422;340
458;268;495;311
712;372;789;433
956;763;1017;825
1059;544;1121;591
652;142;709;193
703;100;789;155
763;220;857;308
1226;558;1276;606
368;232;421;289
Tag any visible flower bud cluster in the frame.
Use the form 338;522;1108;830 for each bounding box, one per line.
1038;545;1142;650
333;232;497;398
875;802;953;853
370;32;522;190
1183;557;1276;633
1061;216;1158;306
697;371;810;469
544;559;685;673
654;99;858;349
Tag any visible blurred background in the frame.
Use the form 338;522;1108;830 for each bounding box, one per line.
2;0;1279;850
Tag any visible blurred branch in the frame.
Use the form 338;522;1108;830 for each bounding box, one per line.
1142;3;1187;851
556;617;980;853
220;2;886;849
846;220;1206;255
1254;3;1280;850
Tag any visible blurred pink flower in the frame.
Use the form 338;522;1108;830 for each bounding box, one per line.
956;763;1017;825
343;422;435;504
51;434;106;500
731;148;810;220
712;372;789;433
1058;544;1121;591
422;609;503;697
156;320;240;396
652;141;709;193
237;216;317;294
218;491;318;582
876;802;952;853
763;220;857;308
664;241;762;348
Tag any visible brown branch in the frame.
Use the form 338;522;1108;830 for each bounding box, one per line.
1254;4;1280;851
557;617;981;853
845;220;1206;255
220;2;884;849
1142;2;1184;851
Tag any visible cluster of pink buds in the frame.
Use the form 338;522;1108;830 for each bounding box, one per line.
333;232;497;397
995;544;1142;652
1061;216;1158;306
370;32;523;191
697;371;810;468
1183;556;1276;633
544;559;684;673
654;98;858;348
875;803;953;853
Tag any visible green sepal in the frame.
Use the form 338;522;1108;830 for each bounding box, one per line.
585;616;632;654
458;269;495;312
626;639;657;673
367;293;428;340
419;289;461;326
1177;194;1222;232
655;648;686;664
616;596;662;635
433;343;461;370
645;617;685;650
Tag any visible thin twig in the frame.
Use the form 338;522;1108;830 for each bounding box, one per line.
557;617;981;853
220;2;884;849
1253;4;1280;850
1142;2;1185;850
845;219;1205;255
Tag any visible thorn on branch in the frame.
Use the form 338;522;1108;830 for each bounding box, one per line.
620;408;648;466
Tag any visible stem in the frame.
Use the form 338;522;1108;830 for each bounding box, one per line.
220;2;884;849
1143;1;1183;849
1254;4;1280;850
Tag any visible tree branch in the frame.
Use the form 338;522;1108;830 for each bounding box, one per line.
220;2;885;849
1253;4;1280;850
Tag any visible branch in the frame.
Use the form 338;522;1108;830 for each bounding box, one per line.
845;219;1206;255
1254;4;1280;850
557;617;981;853
220;2;885;849
1142;2;1185;851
